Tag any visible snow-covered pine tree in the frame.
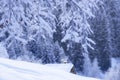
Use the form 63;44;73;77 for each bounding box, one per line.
89;0;112;72
0;0;29;59
0;0;59;62
57;0;98;72
26;0;62;63
89;0;120;72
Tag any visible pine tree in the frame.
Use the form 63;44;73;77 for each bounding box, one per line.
59;0;98;72
89;0;112;72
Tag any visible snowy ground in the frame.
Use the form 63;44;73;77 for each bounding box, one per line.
0;58;100;80
45;63;73;72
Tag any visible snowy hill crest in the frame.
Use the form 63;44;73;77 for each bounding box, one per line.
0;58;100;80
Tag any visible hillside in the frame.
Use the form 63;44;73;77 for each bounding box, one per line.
0;58;100;80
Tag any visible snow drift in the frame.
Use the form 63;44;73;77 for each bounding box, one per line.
0;58;100;80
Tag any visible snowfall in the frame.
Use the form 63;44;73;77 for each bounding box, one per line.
0;57;101;80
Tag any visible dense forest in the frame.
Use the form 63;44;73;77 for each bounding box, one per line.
0;0;120;79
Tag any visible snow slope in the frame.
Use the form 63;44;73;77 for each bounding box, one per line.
0;58;100;80
45;63;73;72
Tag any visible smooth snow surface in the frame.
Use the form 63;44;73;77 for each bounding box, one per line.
0;58;100;80
46;63;73;72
